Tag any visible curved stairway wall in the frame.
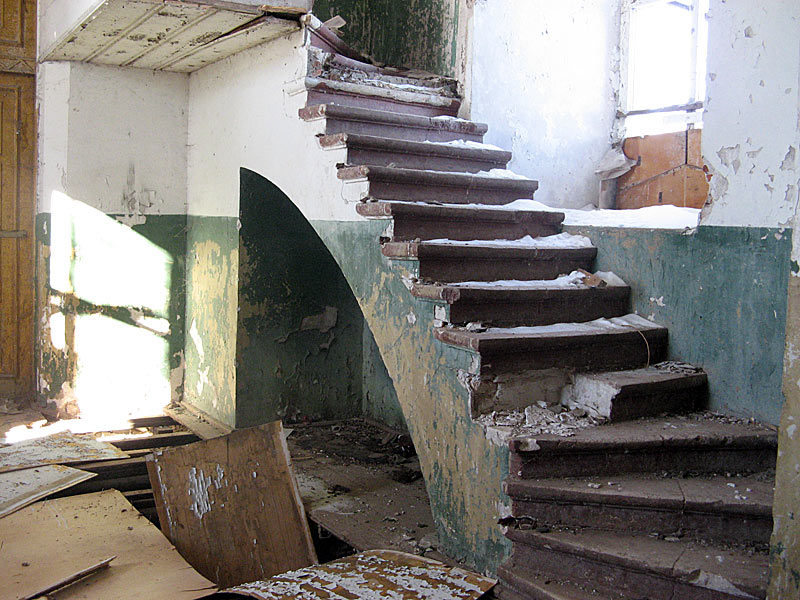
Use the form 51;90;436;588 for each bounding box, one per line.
185;29;514;571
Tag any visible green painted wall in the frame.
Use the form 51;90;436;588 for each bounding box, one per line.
236;169;366;426
566;224;790;425
313;218;512;573
184;215;239;427
312;0;462;77
35;211;186;418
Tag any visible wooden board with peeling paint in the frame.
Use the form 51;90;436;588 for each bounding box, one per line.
0;430;129;473
210;550;495;599
0;464;95;518
146;422;317;588
1;489;215;600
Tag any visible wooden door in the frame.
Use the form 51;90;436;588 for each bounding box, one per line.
0;0;35;402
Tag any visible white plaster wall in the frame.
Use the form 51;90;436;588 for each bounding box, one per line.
700;1;800;228
37;62;71;214
187;30;357;220
468;0;621;209
59;63;189;217
38;0;103;58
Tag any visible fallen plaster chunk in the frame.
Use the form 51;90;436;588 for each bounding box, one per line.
485;313;656;336
425;233;594;249
501;200;701;229
474;168;530;180
689;571;759;599
421;139;505;151
451;270;627;289
561;375;621;420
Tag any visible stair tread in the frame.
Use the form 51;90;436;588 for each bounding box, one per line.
320;132;512;163
412;281;630;303
498;563;605;600
339;164;539;191
576;364;708;393
506;473;774;516
300;103;488;132
383;241;595;259
507;528;769;598
356;200;564;223
509;413;778;453
436;314;664;347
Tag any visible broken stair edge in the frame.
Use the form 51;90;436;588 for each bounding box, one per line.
338;164;539;191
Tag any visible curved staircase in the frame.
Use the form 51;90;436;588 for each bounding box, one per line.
298;25;777;598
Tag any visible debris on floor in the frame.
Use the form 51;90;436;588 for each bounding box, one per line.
208;550;495;600
0;430;129;473
146;422;317;587
1;489;215;600
0;463;95;518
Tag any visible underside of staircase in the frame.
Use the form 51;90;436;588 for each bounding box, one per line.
299;22;777;599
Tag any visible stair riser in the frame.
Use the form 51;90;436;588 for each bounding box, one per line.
320;118;486;143
341;147;508;173
389;217;562;242
509;500;773;545
509;542;755;600
307;89;459;117
413;256;594;282
480;336;668;375
448;294;630;327
364;180;533;204
497;564;604;600
608;388;707;421
510;447;779;479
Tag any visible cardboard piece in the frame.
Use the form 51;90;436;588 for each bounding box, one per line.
146;422;317;588
212;550;496;599
0;489;215;600
0;464;96;518
0;430;129;473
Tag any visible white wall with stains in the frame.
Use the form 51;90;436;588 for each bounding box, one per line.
700;1;800;228
37;62;189;218
186;29;354;220
467;0;622;209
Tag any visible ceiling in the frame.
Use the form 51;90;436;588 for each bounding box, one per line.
42;0;303;73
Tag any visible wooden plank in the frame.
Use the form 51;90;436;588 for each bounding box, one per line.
146;422;317;587
216;550;496;599
20;556;116;600
110;430;199;450
0;431;130;473
0;489;215;600
0;464;95;518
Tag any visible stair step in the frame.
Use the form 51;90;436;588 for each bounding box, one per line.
435;314;667;375
357;201;563;241
497;562;605;600
505;473;774;544
411;281;630;327
320;133;511;173
504;528;769;600
382;240;595;282
300;104;488;143
562;364;708;422
306;76;461;117
339;165;538;205
509;415;778;479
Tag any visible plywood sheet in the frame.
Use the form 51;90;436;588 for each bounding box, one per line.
146;422;317;588
0;464;95;518
214;550;496;599
0;430;129;473
0;489;215;600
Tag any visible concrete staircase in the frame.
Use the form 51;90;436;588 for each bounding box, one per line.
299;29;776;598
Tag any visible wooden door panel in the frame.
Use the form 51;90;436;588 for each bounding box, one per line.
0;0;35;74
0;71;34;399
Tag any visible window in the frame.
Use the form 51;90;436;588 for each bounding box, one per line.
621;0;709;137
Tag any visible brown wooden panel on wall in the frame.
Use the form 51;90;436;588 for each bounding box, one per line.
0;71;35;400
0;0;36;74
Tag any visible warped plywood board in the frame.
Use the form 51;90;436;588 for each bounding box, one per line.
146;422;317;588
0;431;129;473
0;489;215;600
212;550;496;599
0;464;95;518
42;0;302;73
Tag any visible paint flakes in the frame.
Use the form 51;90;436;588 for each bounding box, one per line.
780;147;797;171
